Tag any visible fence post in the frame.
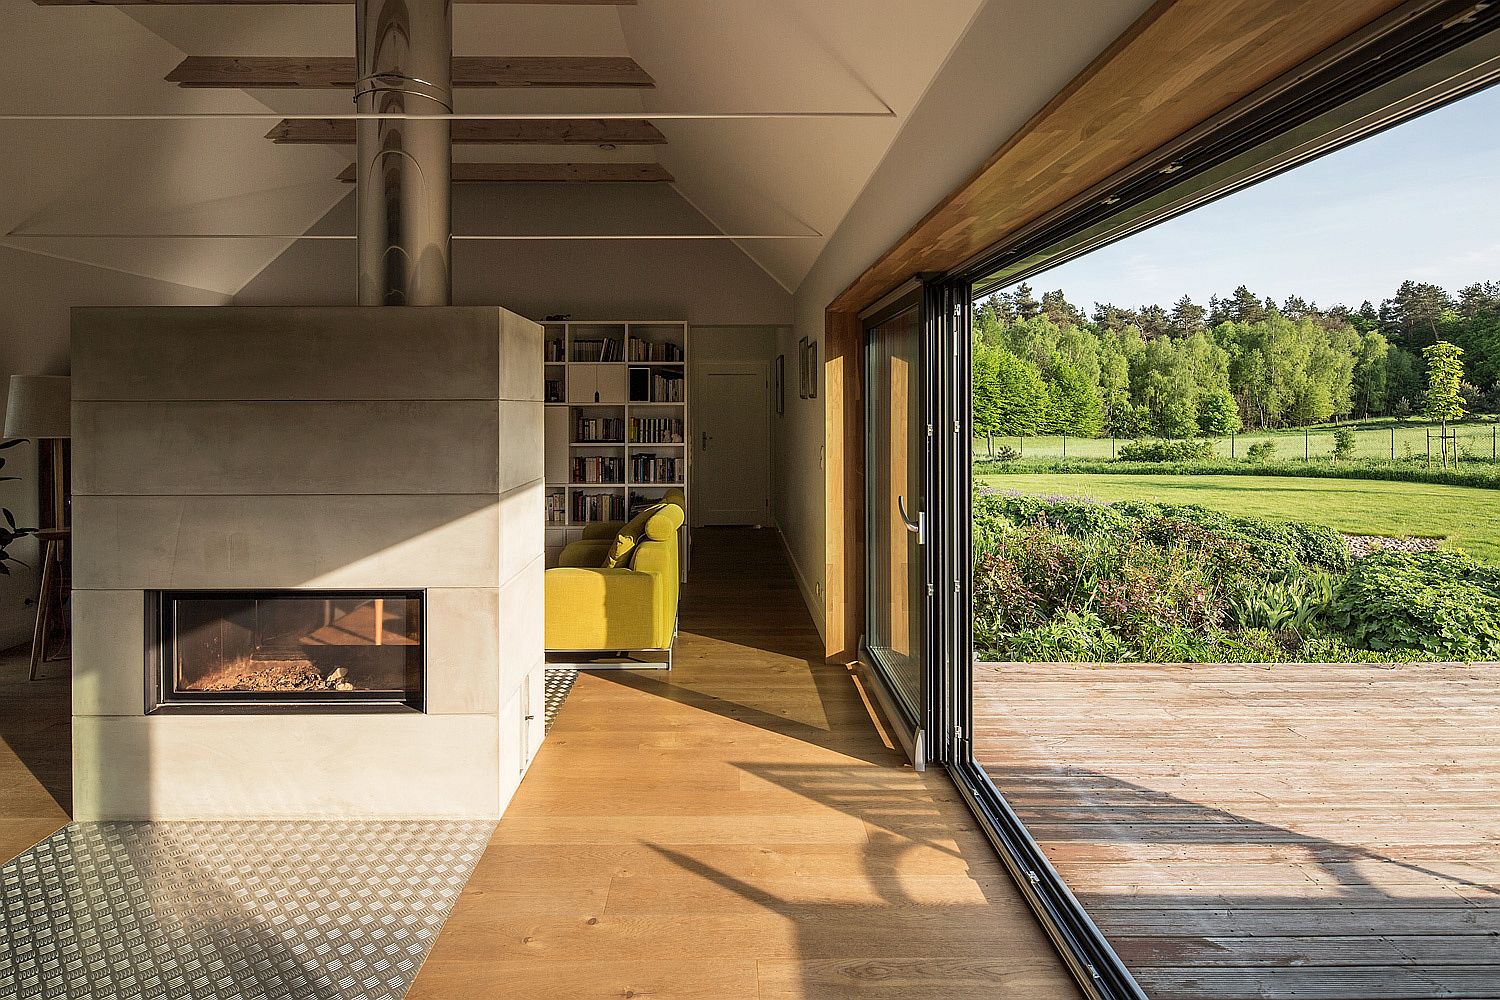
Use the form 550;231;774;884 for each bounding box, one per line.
1062;434;1068;459
1020;434;1024;458
1391;426;1395;461
1304;429;1309;461
1492;425;1496;461
1230;433;1236;459
1111;436;1116;460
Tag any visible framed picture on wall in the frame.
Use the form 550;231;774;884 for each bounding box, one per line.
798;337;810;398
774;354;786;415
807;341;819;399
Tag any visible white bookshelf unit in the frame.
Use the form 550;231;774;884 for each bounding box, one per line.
544;321;689;574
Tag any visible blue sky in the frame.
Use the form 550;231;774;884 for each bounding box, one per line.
1019;82;1500;313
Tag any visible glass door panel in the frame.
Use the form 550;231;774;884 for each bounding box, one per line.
865;302;925;721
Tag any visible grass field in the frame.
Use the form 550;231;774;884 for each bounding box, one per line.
978;472;1500;562
976;418;1500;463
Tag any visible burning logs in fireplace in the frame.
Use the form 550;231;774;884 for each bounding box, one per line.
193;658;361;693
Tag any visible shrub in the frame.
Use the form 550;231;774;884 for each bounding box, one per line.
1246;440;1277;462
1118;438;1216;462
992;445;1021;462
1327;550;1500;660
1332;427;1356;461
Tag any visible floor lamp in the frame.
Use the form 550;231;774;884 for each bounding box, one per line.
4;375;71;680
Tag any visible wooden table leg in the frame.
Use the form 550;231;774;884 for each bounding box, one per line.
28;540;56;681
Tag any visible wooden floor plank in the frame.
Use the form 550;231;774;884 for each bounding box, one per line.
975;661;1500;1000
409;529;1079;999
0;649;70;864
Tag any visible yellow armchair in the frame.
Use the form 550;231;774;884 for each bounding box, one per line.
546;499;684;667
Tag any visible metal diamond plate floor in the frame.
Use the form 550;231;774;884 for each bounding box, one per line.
0;820;493;1000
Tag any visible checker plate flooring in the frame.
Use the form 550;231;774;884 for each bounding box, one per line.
543;667;578;732
0;820;493;1000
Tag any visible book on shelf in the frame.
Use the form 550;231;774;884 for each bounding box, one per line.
629;416;685;444
627;337;685;362
572;491;626;523
571;456;624;484
630;370;685;403
629;453;681;484
545;491;568;525
571;337;622;363
574;415;625;443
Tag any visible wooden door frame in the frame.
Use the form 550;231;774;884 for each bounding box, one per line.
821;0;1425;663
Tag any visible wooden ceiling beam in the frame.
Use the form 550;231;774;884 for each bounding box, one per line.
169;56;654;90
336;162;673;182
41;1;634;6
268;118;666;145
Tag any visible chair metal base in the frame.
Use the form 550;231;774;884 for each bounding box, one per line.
545;648;673;671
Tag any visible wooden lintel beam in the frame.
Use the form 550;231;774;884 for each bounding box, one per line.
267;118;667;145
169;56;654;90
336;162;673;183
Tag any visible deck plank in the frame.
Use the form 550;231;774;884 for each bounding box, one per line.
974;661;1500;1000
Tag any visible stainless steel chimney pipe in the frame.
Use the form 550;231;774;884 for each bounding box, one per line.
355;0;453;305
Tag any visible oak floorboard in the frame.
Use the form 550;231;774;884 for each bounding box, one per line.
0;650;70;864
409;528;1079;1000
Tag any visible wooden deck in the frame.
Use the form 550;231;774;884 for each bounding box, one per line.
409;529;1081;1000
974;662;1500;1000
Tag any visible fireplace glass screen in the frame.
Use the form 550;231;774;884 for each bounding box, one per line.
154;591;424;709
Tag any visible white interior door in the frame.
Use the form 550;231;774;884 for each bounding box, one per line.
692;364;770;526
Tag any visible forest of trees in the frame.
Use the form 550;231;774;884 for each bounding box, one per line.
972;278;1500;440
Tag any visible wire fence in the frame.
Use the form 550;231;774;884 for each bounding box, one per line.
975;421;1500;464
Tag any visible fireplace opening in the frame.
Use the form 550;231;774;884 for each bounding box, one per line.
151;590;425;711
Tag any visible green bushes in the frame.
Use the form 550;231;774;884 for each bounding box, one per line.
1117;438;1216;462
972;493;1498;663
1246;440;1278;462
1328;551;1500;660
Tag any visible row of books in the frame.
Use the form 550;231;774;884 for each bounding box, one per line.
630;417;684;443
545;491;568;526
571;338;624;363
574;416;625;443
573;491;627;523
628;337;685;362
571;457;625;485
629;455;682;484
544;340;567;363
631;370;686;403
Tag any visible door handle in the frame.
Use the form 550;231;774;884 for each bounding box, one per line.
701;431;711;450
897;494;926;546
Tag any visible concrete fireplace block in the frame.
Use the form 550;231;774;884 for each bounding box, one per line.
498;399;545;491
73;400;504;496
496;481;545;587
72;307;515;402
73;494;504;591
497;556;545;693
71;306;546;821
425;588;500;715
500;310;544;402
70;590;147;717
72;714;504;820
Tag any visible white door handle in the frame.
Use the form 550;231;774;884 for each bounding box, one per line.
897;494;926;546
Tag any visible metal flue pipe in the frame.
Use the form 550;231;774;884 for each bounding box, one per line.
354;0;453;305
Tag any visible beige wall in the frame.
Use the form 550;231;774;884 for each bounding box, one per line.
772;0;1154;641
0;245;227;652
234;184;794;327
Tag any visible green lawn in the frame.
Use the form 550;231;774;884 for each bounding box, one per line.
978;472;1500;562
975;418;1500;463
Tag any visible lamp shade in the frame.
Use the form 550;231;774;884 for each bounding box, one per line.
4;375;71;440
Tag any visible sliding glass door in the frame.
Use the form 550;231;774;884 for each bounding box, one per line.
864;293;927;730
